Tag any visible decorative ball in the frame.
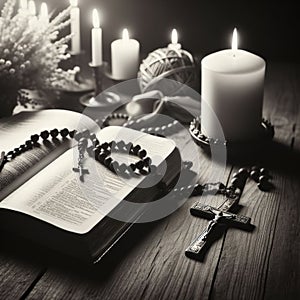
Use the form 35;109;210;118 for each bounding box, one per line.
138;47;197;95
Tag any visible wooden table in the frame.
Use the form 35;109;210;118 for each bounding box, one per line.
0;62;300;300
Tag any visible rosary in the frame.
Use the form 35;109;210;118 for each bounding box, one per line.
0;115;274;261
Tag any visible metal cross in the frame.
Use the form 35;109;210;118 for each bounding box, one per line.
185;183;254;261
73;165;89;183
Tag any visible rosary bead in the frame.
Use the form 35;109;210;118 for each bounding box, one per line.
259;175;269;185
60;128;69;138
41;131;50;140
50;129;59;138
101;142;110;151
25;140;33;147
119;163;127;173
92;138;99;146
104;157;113;167
93;147;101;157
14;148;20;155
117;141;126;150
98;153;107;163
144;157;152;167
192;184;203;196
132;145;141;155
31;134;39;143
110;161;119;172
230;178;244;189
130;163;137;172
69;130;76;138
237;168;249;178
250;170;260;183
90;133;97;140
138;149;147;159
136;160;145;170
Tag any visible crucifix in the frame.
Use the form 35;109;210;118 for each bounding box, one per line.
73;165;89;183
186;171;254;261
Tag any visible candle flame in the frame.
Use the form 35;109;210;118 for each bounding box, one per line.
93;9;100;28
28;0;36;15
172;29;178;44
70;0;78;7
40;3;48;18
232;28;238;51
123;28;130;40
20;0;28;9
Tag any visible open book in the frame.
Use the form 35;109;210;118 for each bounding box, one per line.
0;110;180;263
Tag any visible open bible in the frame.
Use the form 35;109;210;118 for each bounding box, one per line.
0;110;181;263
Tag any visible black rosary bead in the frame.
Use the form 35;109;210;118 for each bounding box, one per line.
138;149;147;159
92;139;100;147
250;170;260;183
110;161;119;172
98;153;107;163
130;163;137;172
50;129;59;138
104;157;113;167
144;157;152;167
136;160;145;170
60;128;69;138
132;145;141;155
31;134;39;143
101;142;110;151
41;130;50;140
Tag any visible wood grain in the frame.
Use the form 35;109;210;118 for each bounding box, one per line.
1;63;300;300
211;63;300;300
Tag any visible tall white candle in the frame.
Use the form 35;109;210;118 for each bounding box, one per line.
111;28;140;80
70;0;81;55
91;9;103;66
168;29;181;50
201;28;266;142
39;3;49;25
28;0;36;16
19;0;28;11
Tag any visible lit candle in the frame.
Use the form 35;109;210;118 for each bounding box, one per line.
19;0;28;11
201;28;266;142
28;0;36;16
111;28;140;80
39;2;49;25
168;29;181;50
91;9;103;66
70;0;81;55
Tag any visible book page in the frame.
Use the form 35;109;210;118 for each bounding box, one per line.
0;127;176;234
0;110;96;199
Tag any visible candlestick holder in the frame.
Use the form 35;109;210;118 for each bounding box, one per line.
189;117;275;161
58;51;95;94
79;62;121;108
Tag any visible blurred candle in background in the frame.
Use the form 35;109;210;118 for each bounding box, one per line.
201;28;266;142
111;28;140;80
28;0;36;16
70;0;81;55
91;9;103;66
39;3;49;25
19;0;28;11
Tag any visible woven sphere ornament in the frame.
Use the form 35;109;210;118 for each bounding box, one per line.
138;47;197;95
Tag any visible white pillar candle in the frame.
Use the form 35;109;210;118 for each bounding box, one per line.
91;9;103;66
201;28;266;142
168;29;181;50
70;0;81;55
111;28;140;80
39;3;49;25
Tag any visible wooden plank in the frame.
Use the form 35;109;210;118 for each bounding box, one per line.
210;63;300;299
27;130;232;300
263;65;300;300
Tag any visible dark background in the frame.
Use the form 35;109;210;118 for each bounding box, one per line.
1;0;299;62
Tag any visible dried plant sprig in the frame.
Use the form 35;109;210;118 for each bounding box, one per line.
0;0;79;93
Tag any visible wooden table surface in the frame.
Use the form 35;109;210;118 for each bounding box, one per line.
0;62;300;300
